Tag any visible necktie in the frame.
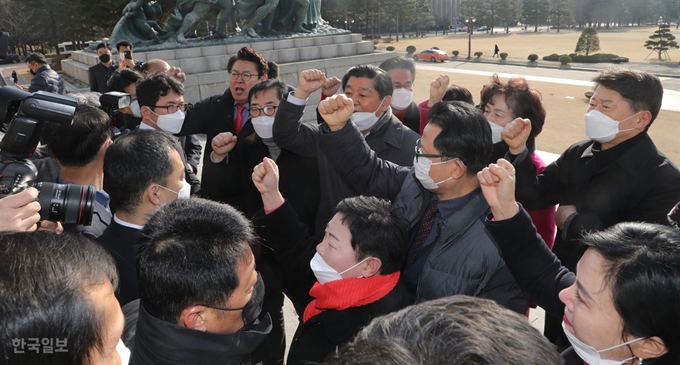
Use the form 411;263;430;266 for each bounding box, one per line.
406;199;439;266
234;104;245;135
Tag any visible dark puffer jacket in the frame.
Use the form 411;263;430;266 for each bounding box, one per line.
29;65;65;94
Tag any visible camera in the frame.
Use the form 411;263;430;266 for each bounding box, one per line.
0;87;96;225
99;91;132;139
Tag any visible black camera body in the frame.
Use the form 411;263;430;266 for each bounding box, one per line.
0;88;96;225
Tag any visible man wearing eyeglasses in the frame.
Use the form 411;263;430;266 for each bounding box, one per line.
150;47;270;210
135;73;201;196
315;98;528;314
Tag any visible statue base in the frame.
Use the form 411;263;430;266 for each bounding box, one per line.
62;33;395;121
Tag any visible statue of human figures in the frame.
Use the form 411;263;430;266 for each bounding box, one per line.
303;0;326;28
107;0;339;49
166;0;237;43
110;0;163;47
277;0;311;34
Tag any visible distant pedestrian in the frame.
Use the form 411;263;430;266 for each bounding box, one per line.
493;44;500;58
11;70;17;84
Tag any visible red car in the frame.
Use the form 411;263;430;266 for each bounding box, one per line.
413;49;449;62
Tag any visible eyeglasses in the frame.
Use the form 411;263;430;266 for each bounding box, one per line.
153;103;187;114
415;138;448;161
230;71;259;81
250;105;278;117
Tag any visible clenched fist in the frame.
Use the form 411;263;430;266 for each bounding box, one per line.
294;69;326;100
321;77;342;97
252;157;285;212
428;74;450;107
501;118;532;155
211;132;238;162
319;94;354;131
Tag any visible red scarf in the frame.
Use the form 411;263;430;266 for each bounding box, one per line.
303;272;400;323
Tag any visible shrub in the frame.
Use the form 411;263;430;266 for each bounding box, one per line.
452;50;460;56
386;46;395;51
499;52;508;60
383;37;393;43
432;46;440;50
406;45;417;54
528;54;539;62
374;46;377;50
559;55;572;64
373;39;380;44
542;52;628;63
474;51;483;58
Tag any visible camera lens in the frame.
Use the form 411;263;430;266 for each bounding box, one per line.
35;182;96;225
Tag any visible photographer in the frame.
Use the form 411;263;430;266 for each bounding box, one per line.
16;52;64;94
41;104;113;239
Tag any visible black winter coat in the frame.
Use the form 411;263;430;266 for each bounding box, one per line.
29;65;64;94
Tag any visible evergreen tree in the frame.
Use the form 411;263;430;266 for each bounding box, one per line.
498;0;519;33
521;0;550;32
550;0;574;31
574;27;600;55
645;23;679;60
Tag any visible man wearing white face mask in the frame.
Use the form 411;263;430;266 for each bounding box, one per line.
98;129;188;306
135;73;202;196
251;157;409;365
503;68;680;277
379;57;421;134
317;97;528;313
273;66;419;240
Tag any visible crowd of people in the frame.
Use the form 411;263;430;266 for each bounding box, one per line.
1;42;680;365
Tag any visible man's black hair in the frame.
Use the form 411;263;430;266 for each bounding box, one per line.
116;40;133;52
25;52;47;65
96;43;112;51
103;129;182;213
0;231;118;365
137;198;255;322
335;196;408;274
427;101;492;175
42;104;112;167
248;79;287;104
227;46;268;77
341;64;393;99
136;73;184;110
379;56;416;80
107;69;143;93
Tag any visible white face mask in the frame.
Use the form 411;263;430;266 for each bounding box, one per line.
154;109;186;134
352;98;386;131
413;156;455;190
252;116;275;139
584;110;638;143
310;252;370;284
488;120;505;144
157;180;191;200
129;100;142;118
391;88;413;110
562;322;643;365
116;338;131;365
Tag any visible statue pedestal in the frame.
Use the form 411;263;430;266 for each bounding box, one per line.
62;34;394;122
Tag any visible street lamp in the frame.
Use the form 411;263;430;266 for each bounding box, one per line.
467;16;475;59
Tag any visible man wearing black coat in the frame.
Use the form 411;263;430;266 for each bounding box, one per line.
18;52;64;94
502;68;680;345
97;130;188;306
273;67;419;240
89;42;115;93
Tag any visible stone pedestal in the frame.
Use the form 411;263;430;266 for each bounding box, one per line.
62;34;396;121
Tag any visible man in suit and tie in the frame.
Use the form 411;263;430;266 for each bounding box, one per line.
97;129;188;306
